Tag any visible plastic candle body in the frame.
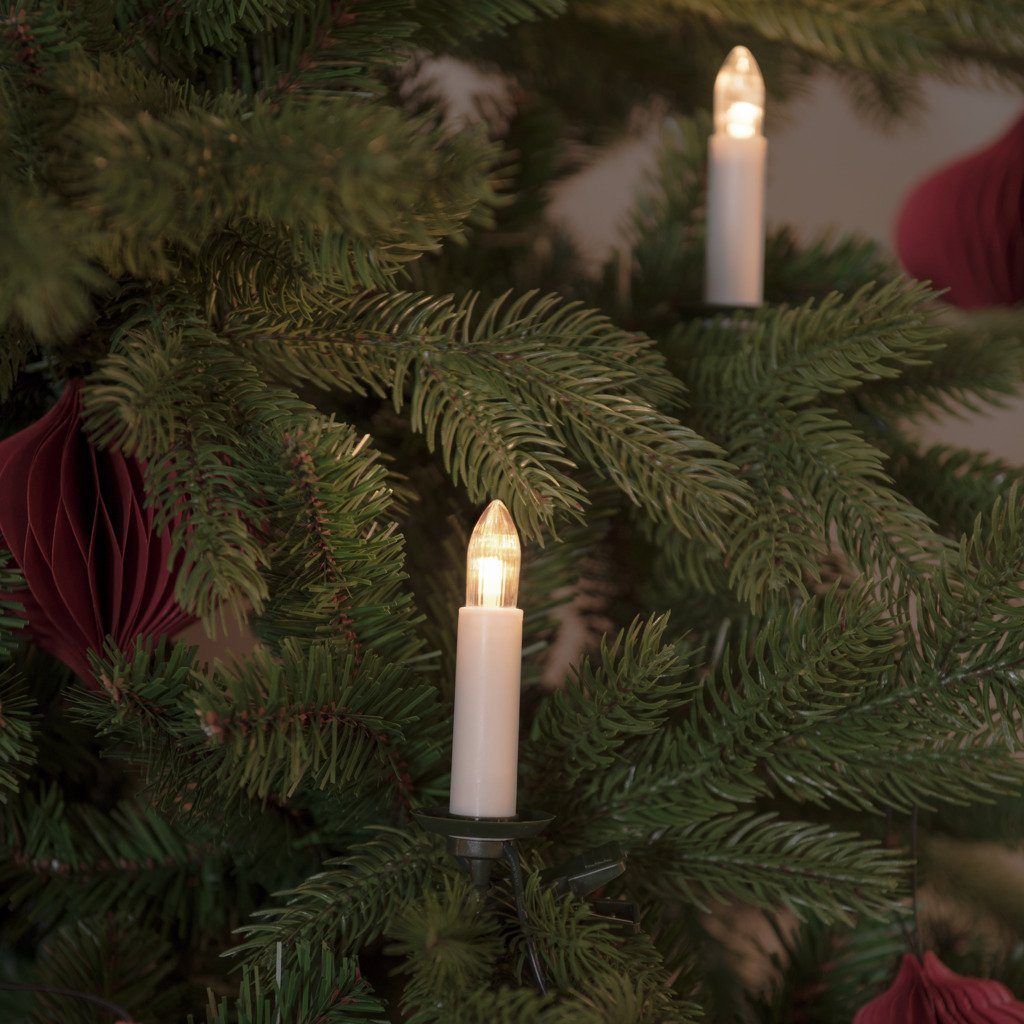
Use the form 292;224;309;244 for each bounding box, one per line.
449;501;524;818
704;46;767;307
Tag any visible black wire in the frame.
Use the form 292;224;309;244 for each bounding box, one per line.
502;841;548;995
0;981;137;1021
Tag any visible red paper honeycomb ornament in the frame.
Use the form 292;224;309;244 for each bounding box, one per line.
0;381;194;686
895;112;1024;309
854;952;1024;1024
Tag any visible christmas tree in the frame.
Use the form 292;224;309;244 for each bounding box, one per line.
3;2;1024;1022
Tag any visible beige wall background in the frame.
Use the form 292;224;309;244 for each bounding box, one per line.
549;74;1024;463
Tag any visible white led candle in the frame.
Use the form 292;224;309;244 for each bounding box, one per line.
449;500;523;818
704;46;767;307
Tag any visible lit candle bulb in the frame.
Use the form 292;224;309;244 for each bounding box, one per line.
704;45;767;307
449;500;523;818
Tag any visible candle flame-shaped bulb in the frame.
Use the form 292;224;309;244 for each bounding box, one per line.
714;46;765;140
466;500;520;609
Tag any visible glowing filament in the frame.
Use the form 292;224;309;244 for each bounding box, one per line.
714;46;765;139
465;500;520;609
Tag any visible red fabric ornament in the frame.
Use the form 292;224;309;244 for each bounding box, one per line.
0;380;193;687
854;952;1024;1023
895;112;1024;309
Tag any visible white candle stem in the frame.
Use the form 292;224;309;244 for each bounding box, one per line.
449;606;523;818
705;133;768;307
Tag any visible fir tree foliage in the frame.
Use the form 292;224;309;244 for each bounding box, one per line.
522;615;695;784
24;915;182;1024
226;287;746;544
0;667;35;801
195;944;389;1024
3;0;1024;1020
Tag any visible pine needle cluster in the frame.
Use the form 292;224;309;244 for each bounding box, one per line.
3;1;1024;1022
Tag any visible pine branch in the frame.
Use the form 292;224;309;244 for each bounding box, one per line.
0;784;249;938
683;584;896;796
88;299;427;650
386;877;504;1018
198;219;403;313
730;670;1024;814
922;484;1024;678
511;869;699;1019
26;916;180;1024
886;439;1024;538
682;583;1024;814
562;582;1024;845
522;616;692;792
672;281;944;413
0;667;35;802
412;0;564;44
545;970;699;1024
0;549;26;661
232;291;590;539
78;638;443;812
255;418;425;659
117;0;303;60
765;709;1024;812
859;311;1024;419
137;412;269;630
661;284;949;604
231;289;747;544
559;727;755;848
386;868;700;1024
1;2;83;88
0;177;108;341
63;89;499;285
657;410;827;604
192;641;444;804
195;943;387;1024
619;114;708;322
763;227;895;303
632;812;904;925
398;987;555;1024
119;0;561;74
84;307;282;628
248;0;418;101
764;408;942;589
230;828;446;968
296;2;410;89
669;402;944;606
76;637;198;764
589;0;1024;78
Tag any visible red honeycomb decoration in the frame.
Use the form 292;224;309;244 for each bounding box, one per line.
0;380;193;687
895;112;1024;309
854;952;1024;1023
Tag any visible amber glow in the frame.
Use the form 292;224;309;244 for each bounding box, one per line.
714;46;765;139
465;500;520;608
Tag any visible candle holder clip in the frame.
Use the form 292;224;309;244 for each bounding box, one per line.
540;842;640;935
412;806;554;888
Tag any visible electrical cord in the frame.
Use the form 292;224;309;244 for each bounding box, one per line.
0;981;137;1021
502;840;548;995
